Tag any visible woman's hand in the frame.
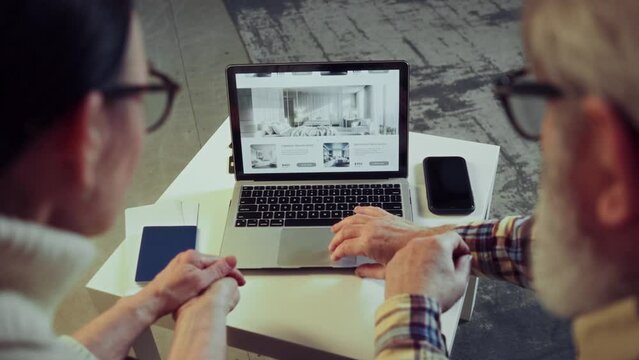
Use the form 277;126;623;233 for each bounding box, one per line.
74;252;245;360
328;206;455;278
174;276;241;320
137;250;245;321
168;275;242;360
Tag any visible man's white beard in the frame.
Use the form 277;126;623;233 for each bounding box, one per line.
532;144;623;319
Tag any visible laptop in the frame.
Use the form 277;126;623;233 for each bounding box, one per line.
220;61;412;269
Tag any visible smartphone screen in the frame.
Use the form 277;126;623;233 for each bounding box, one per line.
424;156;475;215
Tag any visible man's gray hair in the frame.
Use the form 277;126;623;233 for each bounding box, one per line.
524;0;639;127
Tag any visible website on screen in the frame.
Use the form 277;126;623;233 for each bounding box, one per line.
235;70;400;174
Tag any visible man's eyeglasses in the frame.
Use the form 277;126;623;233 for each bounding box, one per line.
493;68;563;141
101;65;180;133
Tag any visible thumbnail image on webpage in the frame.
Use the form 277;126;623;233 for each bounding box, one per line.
235;70;401;174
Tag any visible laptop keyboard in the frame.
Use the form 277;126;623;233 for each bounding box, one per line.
234;184;404;227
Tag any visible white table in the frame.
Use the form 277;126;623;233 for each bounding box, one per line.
87;118;499;359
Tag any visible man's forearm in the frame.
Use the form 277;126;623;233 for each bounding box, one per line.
375;294;449;359
72;290;162;359
168;306;227;360
455;215;533;288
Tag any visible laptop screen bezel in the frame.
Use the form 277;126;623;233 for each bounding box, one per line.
226;61;409;181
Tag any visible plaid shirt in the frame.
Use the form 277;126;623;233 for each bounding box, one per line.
375;215;533;359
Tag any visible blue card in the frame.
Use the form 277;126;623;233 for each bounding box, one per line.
135;226;197;282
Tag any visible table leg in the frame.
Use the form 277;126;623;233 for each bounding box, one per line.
132;327;161;360
460;276;478;322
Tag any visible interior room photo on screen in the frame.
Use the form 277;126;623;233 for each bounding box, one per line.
237;84;398;138
249;144;277;169
323;142;350;167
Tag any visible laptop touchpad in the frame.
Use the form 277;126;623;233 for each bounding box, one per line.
277;228;356;267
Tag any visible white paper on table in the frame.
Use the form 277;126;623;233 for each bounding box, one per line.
124;201;199;238
181;203;200;226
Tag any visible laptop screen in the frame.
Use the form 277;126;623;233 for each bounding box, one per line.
227;62;408;181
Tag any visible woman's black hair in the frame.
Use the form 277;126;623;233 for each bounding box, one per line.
0;0;134;171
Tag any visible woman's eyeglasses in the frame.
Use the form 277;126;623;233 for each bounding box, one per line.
101;64;180;133
493;68;562;141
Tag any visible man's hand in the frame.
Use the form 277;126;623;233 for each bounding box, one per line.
385;232;472;311
329;206;455;278
138;250;245;321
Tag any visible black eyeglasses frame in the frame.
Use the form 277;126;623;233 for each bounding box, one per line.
493;68;563;141
101;65;180;133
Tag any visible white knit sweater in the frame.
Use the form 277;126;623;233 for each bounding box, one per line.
0;215;97;360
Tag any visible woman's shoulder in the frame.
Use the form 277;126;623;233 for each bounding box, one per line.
0;291;96;360
0;291;51;340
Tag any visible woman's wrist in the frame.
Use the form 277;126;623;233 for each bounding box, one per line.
122;288;166;326
175;302;227;337
169;305;228;360
177;297;231;321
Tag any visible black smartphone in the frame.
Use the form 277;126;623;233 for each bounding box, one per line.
423;156;475;215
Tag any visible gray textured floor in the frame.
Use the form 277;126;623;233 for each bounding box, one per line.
222;0;575;358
